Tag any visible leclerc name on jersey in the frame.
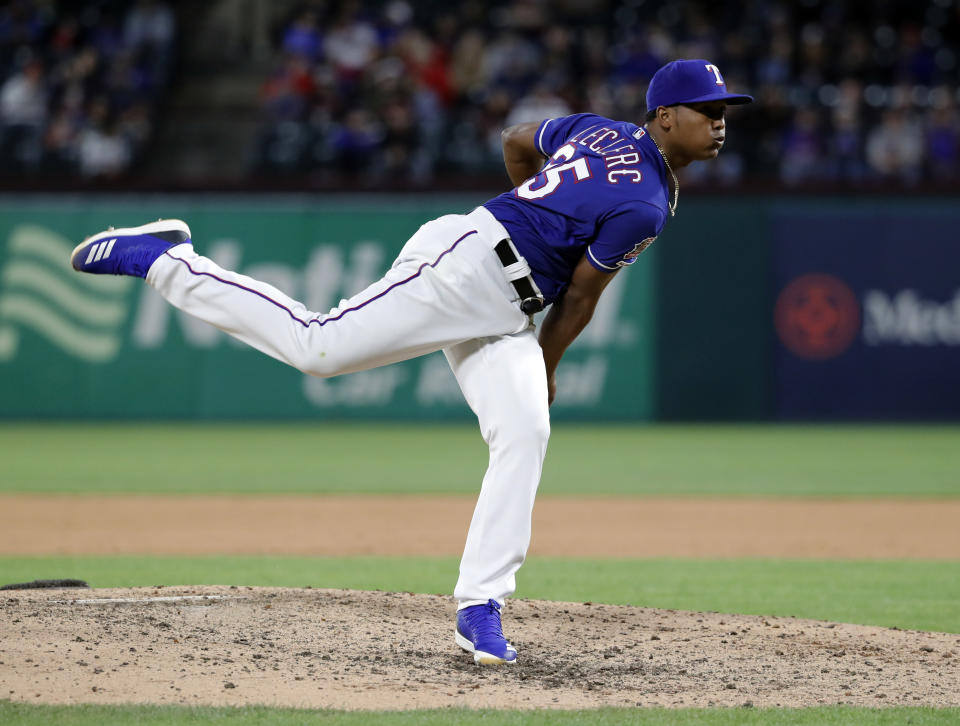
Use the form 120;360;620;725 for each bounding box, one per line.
567;124;648;185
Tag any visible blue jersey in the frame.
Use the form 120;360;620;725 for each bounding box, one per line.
484;113;670;304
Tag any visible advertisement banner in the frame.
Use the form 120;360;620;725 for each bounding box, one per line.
654;199;770;420
771;201;960;419
0;196;657;421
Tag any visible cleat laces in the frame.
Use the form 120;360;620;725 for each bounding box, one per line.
464;599;506;641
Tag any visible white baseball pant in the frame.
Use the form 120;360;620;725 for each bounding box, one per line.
146;206;551;607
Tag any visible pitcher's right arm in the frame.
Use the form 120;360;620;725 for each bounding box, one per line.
500;123;547;187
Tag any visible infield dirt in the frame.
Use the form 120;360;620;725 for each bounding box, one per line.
1;495;958;710
2;495;959;558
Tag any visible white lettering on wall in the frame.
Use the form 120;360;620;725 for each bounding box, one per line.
862;289;960;346
415;353;464;405
554;354;608;406
303;367;407;406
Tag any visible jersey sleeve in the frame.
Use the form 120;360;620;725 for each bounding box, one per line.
535;113;612;157
586;202;665;272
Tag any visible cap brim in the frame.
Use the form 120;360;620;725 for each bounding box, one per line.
679;92;754;105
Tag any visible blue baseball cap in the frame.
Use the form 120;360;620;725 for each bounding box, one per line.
646;59;753;110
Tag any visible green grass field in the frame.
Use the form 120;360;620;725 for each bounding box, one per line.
1;422;958;725
1;556;958;633
3;703;960;726
0;556;960;633
2;422;958;496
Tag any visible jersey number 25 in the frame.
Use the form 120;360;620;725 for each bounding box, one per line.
516;143;592;200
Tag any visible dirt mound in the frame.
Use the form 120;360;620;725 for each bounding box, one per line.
2;587;958;710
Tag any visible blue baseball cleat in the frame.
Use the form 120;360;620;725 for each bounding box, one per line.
71;219;191;278
455;599;518;665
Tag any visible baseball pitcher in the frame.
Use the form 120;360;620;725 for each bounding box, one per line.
71;60;752;665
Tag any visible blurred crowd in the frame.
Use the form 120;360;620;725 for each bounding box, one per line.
255;0;960;188
2;0;958;189
0;0;174;179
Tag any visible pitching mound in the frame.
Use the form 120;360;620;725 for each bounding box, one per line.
2;586;958;710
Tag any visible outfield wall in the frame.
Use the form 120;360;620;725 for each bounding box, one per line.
0;195;957;421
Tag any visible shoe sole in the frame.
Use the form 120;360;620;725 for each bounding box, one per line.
454;629;517;665
70;219;191;264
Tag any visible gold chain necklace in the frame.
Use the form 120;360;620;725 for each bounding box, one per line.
649;133;678;217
